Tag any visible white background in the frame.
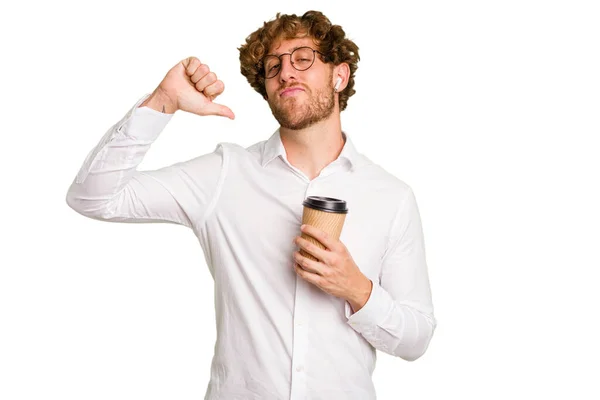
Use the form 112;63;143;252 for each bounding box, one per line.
1;0;599;399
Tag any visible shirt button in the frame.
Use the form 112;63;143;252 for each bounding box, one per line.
296;365;304;372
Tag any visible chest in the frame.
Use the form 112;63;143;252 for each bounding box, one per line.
212;171;393;281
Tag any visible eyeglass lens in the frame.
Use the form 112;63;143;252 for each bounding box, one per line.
263;47;316;78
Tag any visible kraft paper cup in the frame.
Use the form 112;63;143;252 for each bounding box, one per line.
300;196;348;262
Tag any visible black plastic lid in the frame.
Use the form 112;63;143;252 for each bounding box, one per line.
302;196;348;214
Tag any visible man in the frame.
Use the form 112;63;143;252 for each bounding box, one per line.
66;10;436;400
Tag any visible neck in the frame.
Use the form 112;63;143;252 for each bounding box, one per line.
279;112;344;181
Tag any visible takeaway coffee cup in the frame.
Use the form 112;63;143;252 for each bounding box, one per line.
300;196;348;262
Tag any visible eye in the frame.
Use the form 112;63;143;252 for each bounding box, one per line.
269;64;281;72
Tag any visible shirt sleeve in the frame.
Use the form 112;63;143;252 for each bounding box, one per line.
345;186;436;361
65;93;226;231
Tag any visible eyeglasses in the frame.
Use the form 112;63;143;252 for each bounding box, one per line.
261;46;326;79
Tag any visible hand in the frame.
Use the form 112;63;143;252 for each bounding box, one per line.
292;224;373;312
157;56;235;119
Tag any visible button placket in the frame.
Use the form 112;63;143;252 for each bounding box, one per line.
289;277;310;399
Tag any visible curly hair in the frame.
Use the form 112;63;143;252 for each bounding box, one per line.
238;10;360;111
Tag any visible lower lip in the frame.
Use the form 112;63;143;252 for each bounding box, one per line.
281;89;304;97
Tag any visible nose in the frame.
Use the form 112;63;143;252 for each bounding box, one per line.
278;54;297;83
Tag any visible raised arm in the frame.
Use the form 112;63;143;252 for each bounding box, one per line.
66;56;234;230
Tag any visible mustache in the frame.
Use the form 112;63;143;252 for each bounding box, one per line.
279;83;307;92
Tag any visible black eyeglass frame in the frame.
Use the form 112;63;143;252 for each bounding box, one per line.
260;46;328;79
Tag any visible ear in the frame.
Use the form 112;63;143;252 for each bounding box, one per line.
333;63;351;92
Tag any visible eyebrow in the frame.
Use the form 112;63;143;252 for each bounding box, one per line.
269;46;304;57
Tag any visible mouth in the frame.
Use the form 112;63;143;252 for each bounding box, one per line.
280;87;305;97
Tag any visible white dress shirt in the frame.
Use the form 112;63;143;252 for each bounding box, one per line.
66;93;436;400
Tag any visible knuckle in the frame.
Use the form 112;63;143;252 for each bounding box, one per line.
203;86;214;96
195;64;208;78
183;56;194;69
210;80;223;92
185;63;194;75
205;82;222;96
191;58;203;72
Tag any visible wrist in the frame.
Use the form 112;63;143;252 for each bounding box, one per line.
348;277;373;314
139;87;178;114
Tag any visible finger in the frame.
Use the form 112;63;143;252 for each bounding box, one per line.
295;263;325;288
294;251;324;275
182;57;202;77
294;262;320;279
203;79;225;99
190;63;210;84
300;224;340;252
295;263;309;279
195;72;217;93
296;235;330;264
203;101;235;120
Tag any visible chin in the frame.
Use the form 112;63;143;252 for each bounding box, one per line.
275;106;313;130
279;111;327;130
281;119;315;130
268;88;334;130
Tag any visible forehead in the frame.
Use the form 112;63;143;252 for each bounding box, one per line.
269;36;319;55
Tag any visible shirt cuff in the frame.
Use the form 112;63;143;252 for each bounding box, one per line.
345;280;394;333
115;93;175;142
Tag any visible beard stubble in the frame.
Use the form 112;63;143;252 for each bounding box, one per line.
268;78;335;130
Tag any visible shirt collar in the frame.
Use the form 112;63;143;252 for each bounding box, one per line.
260;129;360;170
